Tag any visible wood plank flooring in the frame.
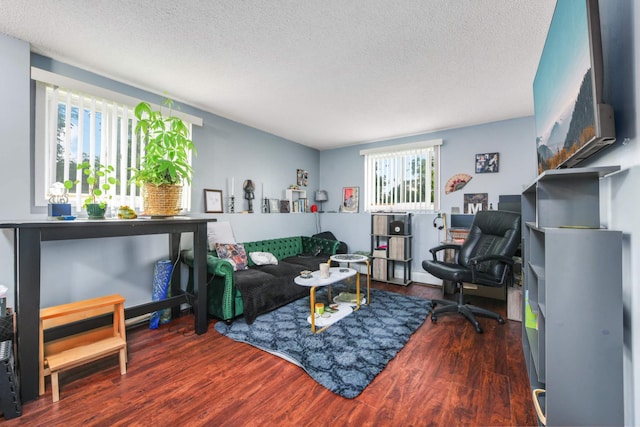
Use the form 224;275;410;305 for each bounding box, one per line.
3;282;537;426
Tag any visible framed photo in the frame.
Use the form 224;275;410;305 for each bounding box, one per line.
475;152;499;173
464;193;488;214
269;199;280;213
204;189;223;213
296;169;308;187
342;187;359;213
280;200;290;213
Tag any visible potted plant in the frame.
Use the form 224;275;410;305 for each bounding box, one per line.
129;99;196;216
65;161;119;219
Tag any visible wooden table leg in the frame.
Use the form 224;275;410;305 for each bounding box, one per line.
355;271;361;311
310;286;316;333
365;259;371;305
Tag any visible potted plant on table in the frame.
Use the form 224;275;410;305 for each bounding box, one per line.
65;161;120;219
129;99;196;216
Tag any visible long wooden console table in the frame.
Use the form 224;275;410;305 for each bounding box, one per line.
0;217;209;402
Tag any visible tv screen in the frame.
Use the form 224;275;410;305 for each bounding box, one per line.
534;0;615;174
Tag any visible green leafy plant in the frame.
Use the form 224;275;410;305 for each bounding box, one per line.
64;161;119;209
129;99;196;187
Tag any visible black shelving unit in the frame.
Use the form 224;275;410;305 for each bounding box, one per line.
370;213;412;286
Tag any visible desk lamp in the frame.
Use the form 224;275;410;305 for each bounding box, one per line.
314;190;328;213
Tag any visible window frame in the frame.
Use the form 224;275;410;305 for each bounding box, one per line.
360;139;442;213
32;68;202;213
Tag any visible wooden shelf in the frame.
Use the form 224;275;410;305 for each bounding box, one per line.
370;213;412;285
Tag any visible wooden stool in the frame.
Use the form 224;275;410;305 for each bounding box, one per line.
39;294;127;402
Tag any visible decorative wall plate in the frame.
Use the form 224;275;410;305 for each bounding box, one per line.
445;173;472;194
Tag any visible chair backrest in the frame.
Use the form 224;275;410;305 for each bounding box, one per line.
458;210;521;279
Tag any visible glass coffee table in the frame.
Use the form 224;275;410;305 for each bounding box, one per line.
294;267;357;333
330;254;371;306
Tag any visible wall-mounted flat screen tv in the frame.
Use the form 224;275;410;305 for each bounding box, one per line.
534;0;615;174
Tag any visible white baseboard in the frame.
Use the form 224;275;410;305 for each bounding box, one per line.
408;271;442;286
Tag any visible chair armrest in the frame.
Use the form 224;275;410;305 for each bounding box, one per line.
469;254;515;283
429;244;461;261
469;254;515;266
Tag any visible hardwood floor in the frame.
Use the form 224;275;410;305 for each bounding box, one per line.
3;282;537;426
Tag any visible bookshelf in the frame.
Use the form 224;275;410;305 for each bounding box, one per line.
521;166;622;426
370;213;412;285
285;189;308;213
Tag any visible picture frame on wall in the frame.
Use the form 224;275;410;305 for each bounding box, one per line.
204;189;223;213
269;199;280;213
296;169;309;187
279;200;290;213
464;193;488;214
475;152;499;173
342;187;359;213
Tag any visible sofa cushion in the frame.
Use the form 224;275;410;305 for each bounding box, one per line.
207;221;236;251
249;251;279;266
282;255;331;272
254;260;305;278
234;267;307;324
215;243;249;271
243;238;303;264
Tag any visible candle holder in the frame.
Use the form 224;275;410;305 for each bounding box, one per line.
228;196;235;213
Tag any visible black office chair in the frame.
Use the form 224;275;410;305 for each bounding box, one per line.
422;210;521;333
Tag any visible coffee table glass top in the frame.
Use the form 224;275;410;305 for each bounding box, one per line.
330;254;368;263
294;267;356;287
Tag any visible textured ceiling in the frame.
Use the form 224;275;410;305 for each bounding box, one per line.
0;0;556;150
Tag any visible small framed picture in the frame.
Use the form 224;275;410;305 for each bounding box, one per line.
475;152;499;173
342;187;359;213
464;193;489;214
204;189;223;213
269;199;280;213
280;200;290;213
296;169;309;187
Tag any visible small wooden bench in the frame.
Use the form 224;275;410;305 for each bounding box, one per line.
39;294;127;402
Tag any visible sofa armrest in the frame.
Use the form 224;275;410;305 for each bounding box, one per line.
302;236;340;255
181;249;238;320
181;249;234;276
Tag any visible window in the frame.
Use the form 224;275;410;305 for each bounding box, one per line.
361;139;441;212
33;69;201;213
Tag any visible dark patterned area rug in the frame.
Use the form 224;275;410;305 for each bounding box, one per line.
214;287;432;398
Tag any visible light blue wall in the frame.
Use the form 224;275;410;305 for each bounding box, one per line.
582;1;639;423
319;116;537;284
0;48;321;308
2;0;639;419
0;35;31;305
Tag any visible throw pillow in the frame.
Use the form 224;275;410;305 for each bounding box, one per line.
249;251;279;266
215;243;248;271
207;221;236;251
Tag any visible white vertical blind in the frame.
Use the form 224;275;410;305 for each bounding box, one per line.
40;84;194;212
361;139;441;212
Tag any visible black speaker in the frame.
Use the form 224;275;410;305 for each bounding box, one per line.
389;221;405;235
0;340;21;419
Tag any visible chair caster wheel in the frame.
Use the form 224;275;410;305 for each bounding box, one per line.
475;327;483;333
497;317;505;324
431;315;438;323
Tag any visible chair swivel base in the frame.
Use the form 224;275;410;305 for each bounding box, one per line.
430;297;504;334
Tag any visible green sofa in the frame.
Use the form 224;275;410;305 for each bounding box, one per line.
181;235;340;323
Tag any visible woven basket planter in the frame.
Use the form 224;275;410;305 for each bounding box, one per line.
143;183;183;216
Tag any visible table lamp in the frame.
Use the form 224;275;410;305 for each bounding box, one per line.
314;190;328;213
